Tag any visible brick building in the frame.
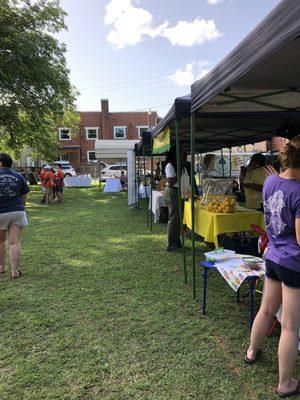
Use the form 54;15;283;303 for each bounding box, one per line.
58;99;157;166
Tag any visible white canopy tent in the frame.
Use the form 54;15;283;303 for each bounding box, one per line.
95;139;139;206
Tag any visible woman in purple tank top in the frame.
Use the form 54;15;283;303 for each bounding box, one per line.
245;136;300;397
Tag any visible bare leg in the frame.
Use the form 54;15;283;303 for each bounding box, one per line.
0;230;7;272
7;224;23;278
277;284;300;394
247;277;282;360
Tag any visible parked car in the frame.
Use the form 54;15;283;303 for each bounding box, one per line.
101;164;127;181
52;162;77;177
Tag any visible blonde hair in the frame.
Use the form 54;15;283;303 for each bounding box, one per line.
280;135;300;169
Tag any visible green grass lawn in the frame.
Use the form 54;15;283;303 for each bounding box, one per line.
0;188;298;400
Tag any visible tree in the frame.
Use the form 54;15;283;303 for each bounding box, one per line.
0;0;79;160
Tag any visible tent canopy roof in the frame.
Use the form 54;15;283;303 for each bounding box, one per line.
192;0;300;115
152;94;191;138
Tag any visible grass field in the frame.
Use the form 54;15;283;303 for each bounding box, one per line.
0;187;298;399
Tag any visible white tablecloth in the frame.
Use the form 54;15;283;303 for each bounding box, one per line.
104;178;122;192
149;190;166;223
139;184;151;199
64;176;92;187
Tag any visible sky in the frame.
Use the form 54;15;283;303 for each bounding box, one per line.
58;0;282;117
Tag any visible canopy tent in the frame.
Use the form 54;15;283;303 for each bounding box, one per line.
184;0;300;300
190;0;300;149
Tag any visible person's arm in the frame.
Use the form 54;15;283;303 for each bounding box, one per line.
22;194;27;207
296;218;300;246
167;177;177;186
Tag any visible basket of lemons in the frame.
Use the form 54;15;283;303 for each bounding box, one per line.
205;195;237;213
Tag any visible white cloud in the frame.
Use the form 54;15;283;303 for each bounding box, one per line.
168;61;213;87
162;18;220;46
104;0;168;49
207;0;222;4
104;0;220;49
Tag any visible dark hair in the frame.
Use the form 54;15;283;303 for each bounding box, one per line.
251;153;266;167
280;135;300;169
165;147;177;172
0;153;13;168
57;164;62;168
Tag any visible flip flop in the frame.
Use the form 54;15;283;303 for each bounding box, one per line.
11;271;23;280
276;380;300;398
244;348;262;364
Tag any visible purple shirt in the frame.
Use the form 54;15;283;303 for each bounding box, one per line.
263;175;300;272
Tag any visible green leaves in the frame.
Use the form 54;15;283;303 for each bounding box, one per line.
0;0;78;160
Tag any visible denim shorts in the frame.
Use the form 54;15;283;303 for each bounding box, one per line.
266;259;300;288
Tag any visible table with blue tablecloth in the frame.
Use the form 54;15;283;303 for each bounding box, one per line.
104;178;122;192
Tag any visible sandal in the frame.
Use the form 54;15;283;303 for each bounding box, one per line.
276;380;300;398
244;348;262;364
12;271;23;279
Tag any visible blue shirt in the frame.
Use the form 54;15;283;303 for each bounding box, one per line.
0;168;30;213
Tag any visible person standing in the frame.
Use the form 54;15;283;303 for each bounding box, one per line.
0;153;29;279
245;136;300;397
244;153;267;210
44;166;54;205
39;165;46;204
165;149;181;252
55;164;64;203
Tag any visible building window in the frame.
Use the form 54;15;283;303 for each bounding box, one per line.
113;126;126;139
85;127;99;140
59;154;69;162
87;151;97;162
137;126;148;138
58;127;71;140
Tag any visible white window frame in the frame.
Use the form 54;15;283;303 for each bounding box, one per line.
137;126;149;138
58;127;71;141
87;151;97;162
113;126;126;140
85;127;99;140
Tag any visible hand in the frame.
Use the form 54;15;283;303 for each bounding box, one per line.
265;165;278;176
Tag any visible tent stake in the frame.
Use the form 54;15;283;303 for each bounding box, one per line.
175;119;187;285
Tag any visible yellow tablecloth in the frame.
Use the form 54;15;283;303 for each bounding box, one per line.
183;201;265;247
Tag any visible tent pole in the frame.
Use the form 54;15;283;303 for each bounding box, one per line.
143;146;149;227
137;156;140;209
229;147;232;178
191;112;196;300
221;148;225;177
150;149;153;232
134;152;137;207
175;119;188;285
197;153;201;190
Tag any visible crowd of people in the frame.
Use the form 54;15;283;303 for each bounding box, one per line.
39;164;65;205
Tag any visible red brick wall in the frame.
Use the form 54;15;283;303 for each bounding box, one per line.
58;99;157;165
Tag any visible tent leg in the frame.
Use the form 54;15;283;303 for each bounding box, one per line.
191;112;196;300
137;156;140;209
221;148;225;177
175;119;187;285
150;152;153;232
143;149;149;227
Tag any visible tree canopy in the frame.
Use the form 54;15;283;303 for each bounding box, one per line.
0;0;79;160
